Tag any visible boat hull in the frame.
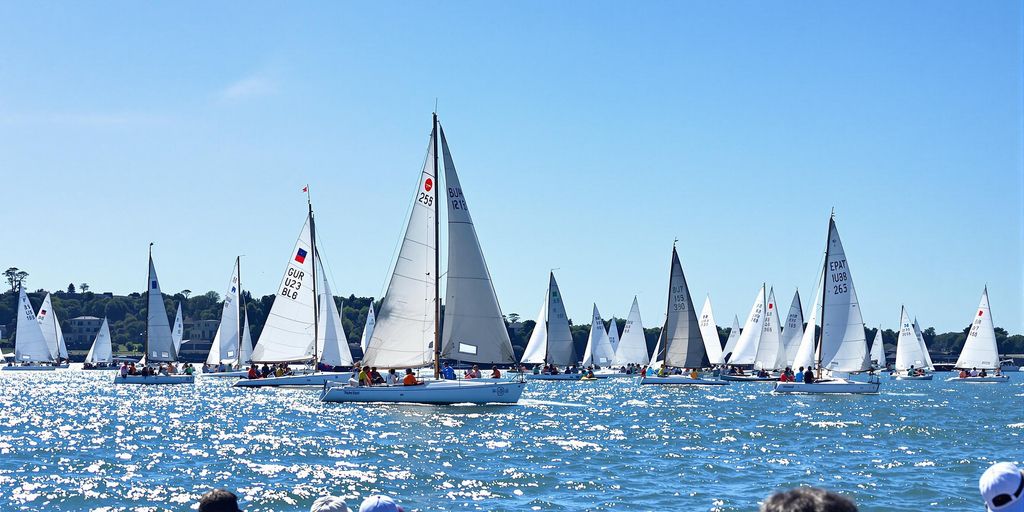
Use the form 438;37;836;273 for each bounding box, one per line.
945;376;1010;383
2;365;58;371
114;375;195;385
773;379;880;394
320;380;526;404
592;372;634;379
202;370;248;378
233;372;353;388
525;374;582;381
891;374;933;380
640;376;729;385
720;374;776;382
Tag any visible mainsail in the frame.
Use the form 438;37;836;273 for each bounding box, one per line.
146;250;177;362
438;127;515;365
753;288;786;370
36;293;66;360
85;318;113;364
698;296;724;366
362;131;438;369
818;217;871;373
954;287;999;370
869;327;886;367
582;304;615;367
611;297;649;366
659;246;707;369
251;215;318;363
894;307;927;371
728;285;766;366
780;290;804;367
359;304;376;353
14;286;52;363
208;260;241;365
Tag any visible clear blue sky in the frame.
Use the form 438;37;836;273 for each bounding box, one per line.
1;1;1021;333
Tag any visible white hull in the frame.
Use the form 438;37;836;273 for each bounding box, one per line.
114;374;195;385
773;378;880;394
891;374;933;380
640;376;729;386
720;374;776;382
2;365;58;371
525;374;582;381
233;372;353;388
592;372;634;379
320;380;526;404
202;370;248;378
945;376;1010;383
83;366;120;371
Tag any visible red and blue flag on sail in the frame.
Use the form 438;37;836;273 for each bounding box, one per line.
294;248;307;264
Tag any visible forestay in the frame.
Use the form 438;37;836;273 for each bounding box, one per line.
611;297;649;366
85;318;113;364
582;304;615;367
698;296;724;366
146;254;177;362
819;218;871;373
660;247;707;369
728;286;766;366
251;215;317;363
14;286;51;362
780;290;804;367
438;128;515;365
955;287;999;370
362;136;438;369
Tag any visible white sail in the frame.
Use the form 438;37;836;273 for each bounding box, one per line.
85;318;113;364
146;253;177;362
698;296;724;365
607;318;620;353
869;327;885;367
792;283;820;372
753;288;786;370
819;217;871;373
722;315;742;361
780;290;804;367
438;128;516;365
728;285;766;366
251;215;317;363
520;294;548;365
650;329;663;367
211;260;241;365
582;304;615;367
955;287;999;369
359;304;376;353
14;286;52;362
545;273;577;366
171;303;184;353
239;311;253;365
362;135;438;369
913;318;934;371
36;293;64;360
611;297;649;366
661;247;706;369
894;307;928;371
317;271;354;368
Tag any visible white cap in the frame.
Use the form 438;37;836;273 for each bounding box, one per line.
980;462;1024;512
310;496;350;512
358;495;403;512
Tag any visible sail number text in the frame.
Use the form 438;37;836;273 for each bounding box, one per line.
282;268;304;300
829;259;849;295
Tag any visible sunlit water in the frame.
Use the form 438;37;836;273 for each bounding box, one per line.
0;369;1021;511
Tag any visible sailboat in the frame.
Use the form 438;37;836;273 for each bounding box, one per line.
780;290;804;368
321;114;525;404
37;293;69;367
171;302;184;354
610;297;650;367
774;214;880;394
2;285;58;371
83;318;116;369
204;258;249;378
912;318;935;373
698;296;725;367
581;305;615;368
640;244;727;385
115;245;195;384
236;205;355;388
721;315;742;362
359;303;376;354
721;285;777;382
891;307;932;380
869;326;886;370
947;287;1009;383
521;272;581;380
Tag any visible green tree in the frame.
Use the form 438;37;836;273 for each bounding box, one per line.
67;283;76;294
80;283;89;293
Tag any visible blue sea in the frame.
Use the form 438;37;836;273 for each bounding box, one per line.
0;369;1020;511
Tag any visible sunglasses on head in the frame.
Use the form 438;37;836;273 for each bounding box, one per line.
991;471;1024;509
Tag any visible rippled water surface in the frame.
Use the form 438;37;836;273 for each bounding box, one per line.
0;369;1021;511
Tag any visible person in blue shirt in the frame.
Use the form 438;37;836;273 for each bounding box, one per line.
794;367;804;382
441;362;456;380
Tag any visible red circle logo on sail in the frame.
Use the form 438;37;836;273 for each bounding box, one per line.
424;178;433;192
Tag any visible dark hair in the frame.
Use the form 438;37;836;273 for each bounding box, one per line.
199;489;242;512
761;487;857;512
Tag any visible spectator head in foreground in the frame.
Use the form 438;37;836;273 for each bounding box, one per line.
980;462;1024;512
198;489;242;512
761;486;857;512
311;495;351;512
359;494;404;512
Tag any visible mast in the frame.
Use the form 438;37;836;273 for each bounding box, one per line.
544;272;551;365
659;241;677;368
308;191;320;368
432;112;441;379
816;213;832;379
145;242;153;364
236;255;243;365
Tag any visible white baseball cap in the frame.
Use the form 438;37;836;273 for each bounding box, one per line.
310;496;350;512
980;462;1024;511
358;495;404;512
